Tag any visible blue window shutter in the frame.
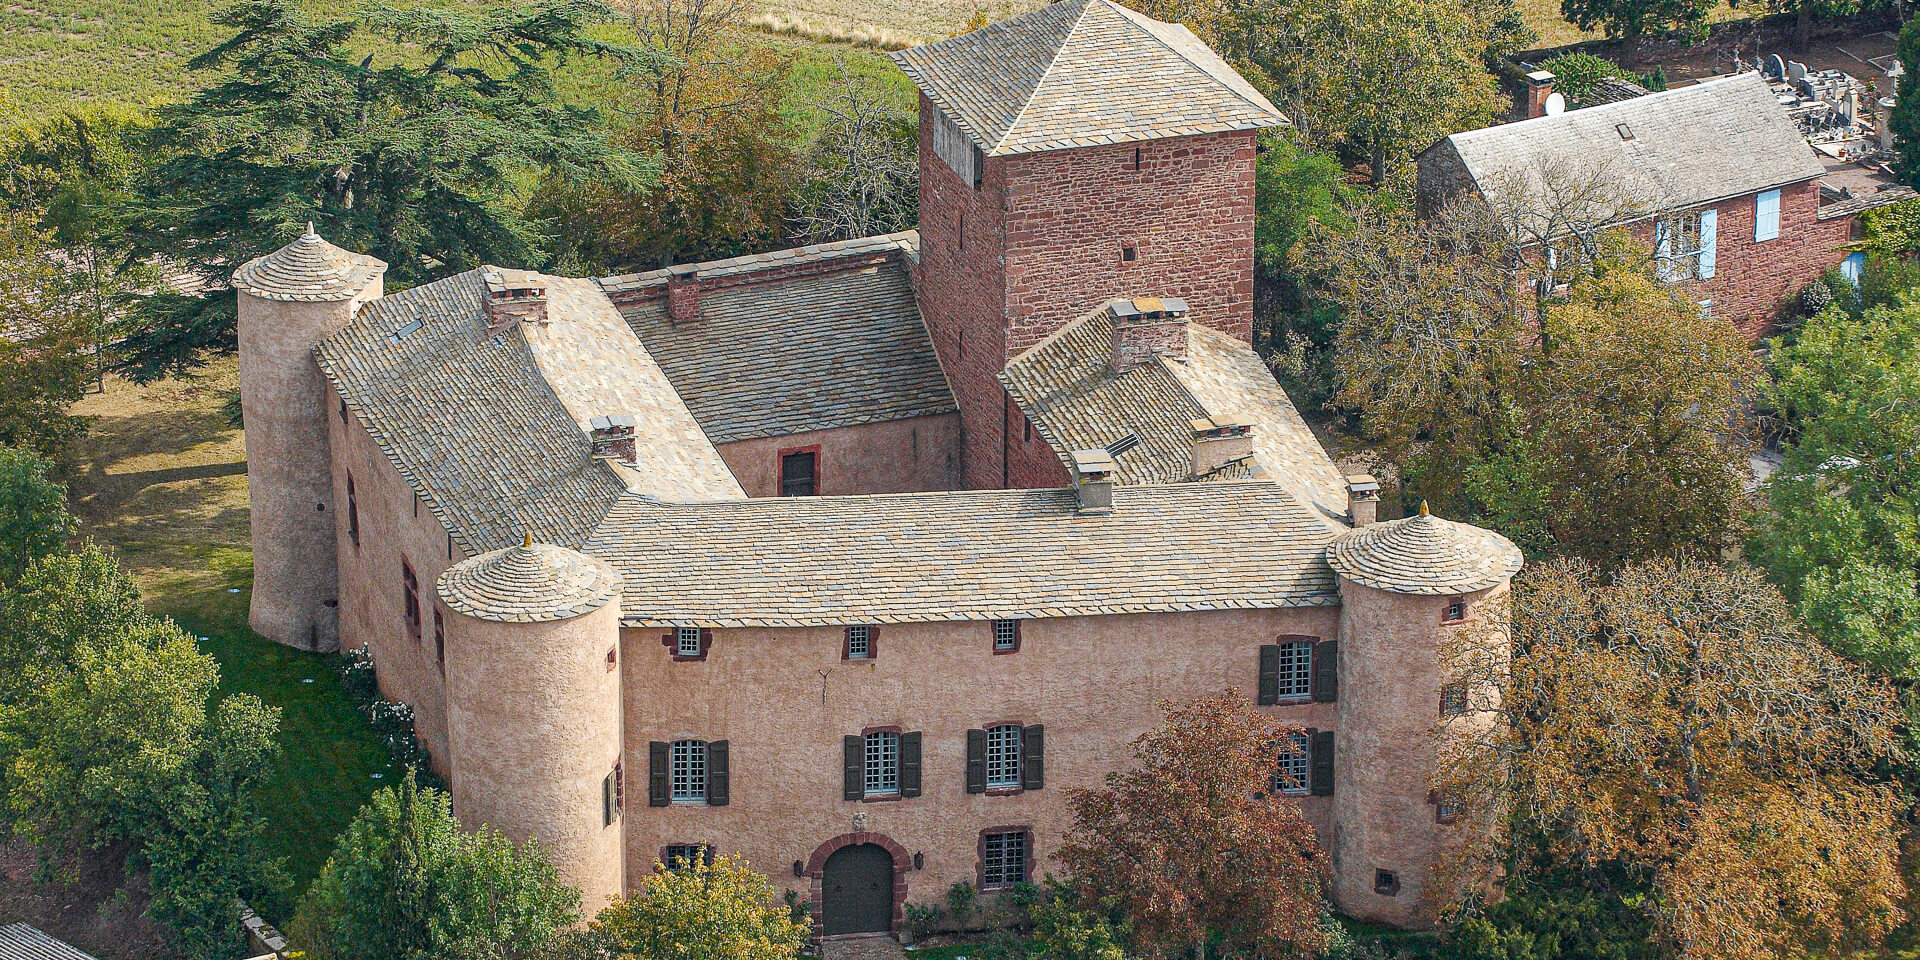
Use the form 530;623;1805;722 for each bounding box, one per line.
1844;252;1866;285
1755;189;1781;242
1698;209;1717;280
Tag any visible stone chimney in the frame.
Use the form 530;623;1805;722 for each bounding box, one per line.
1070;449;1116;515
1347;474;1381;526
588;414;637;464
1109;297;1189;374
1520;70;1557;119
484;268;548;333
1189;415;1254;478
667;265;701;324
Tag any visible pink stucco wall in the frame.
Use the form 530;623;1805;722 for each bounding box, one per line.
714;413;960;498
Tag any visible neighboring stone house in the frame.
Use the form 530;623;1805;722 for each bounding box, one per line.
232;0;1522;936
1418;72;1902;339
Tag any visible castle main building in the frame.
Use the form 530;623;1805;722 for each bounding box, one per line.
231;0;1521;934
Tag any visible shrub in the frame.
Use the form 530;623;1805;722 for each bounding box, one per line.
948;880;979;924
904;901;944;939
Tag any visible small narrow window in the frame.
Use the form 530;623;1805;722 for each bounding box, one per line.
780;450;818;497
1440;681;1468;716
1444;597;1466;623
346;474;360;547
1130;146;1142;169
981;829;1029;888
992;619;1021;652
606;645;618;671
864;731;900;797
671;740;708;802
339;398;349;424
433;607;445;674
1375;869;1400;896
1121;246;1137;263
412;492;419;519
958;213;965;251
676;627;703;658
603;760;625;825
402;560;421;639
846;625;873;660
985;724;1022;788
446;532;454;560
1023;417;1033;443
1272;731;1310;795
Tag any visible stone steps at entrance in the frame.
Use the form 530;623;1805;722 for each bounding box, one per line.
819;933;907;960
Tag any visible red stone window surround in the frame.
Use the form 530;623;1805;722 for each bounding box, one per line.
778;445;820;497
976;825;1034;890
1443;596;1467;623
662;626;713;662
844;625;877;661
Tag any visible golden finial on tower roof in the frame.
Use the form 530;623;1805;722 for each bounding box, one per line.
522;532;533;549
1419;500;1430;517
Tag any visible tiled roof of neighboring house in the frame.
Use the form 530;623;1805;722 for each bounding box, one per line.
315;268;743;554
889;0;1286;157
0;924;100;960
1427;73;1827;216
232;228;385;302
1325;506;1523;595
584;482;1342;626
999;305;1349;527
438;538;623;622
611;235;958;443
1583;76;1653;106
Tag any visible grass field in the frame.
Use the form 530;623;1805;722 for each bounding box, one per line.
67;359;393;896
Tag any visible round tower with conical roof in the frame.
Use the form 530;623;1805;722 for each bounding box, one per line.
438;537;627;913
233;227;386;651
1325;503;1522;927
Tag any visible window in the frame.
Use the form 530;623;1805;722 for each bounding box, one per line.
676;627;703;658
1655;209;1717;282
1275;640;1313;699
1444;597;1466;623
981;830;1029;888
671;740;707;802
433;607;445;674
1433;790;1460;824
1130;146;1142;170
780;450;817;497
603;761;623;825
340;398;349;423
1121;245;1137;263
846;625;873;660
864;731;899;797
1843;251;1867;286
1260;639;1335;705
1272;731;1310;795
663;844;713;871
1754;188;1781;242
402;560;421;639
346;474;360;546
1374;869;1400;896
992;619;1020;652
986;724;1022;788
1024;417;1033;442
1440;681;1468;716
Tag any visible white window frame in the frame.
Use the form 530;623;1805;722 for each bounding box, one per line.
670;739;707;802
1276;640;1313;699
1274;731;1310;795
864;731;899;797
986;724;1022;788
1754;188;1781;242
676;626;702;657
1655;210;1716;282
847;625;872;659
981;830;1028;888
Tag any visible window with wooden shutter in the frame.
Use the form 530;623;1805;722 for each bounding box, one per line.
1257;644;1280;704
707;740;730;806
966;728;987;793
900;732;922;797
985;724;1021;788
1311;640;1338;702
843;735;864;801
1309;730;1335;796
1273;731;1310;795
648;741;671;806
670;740;707;802
1020;724;1045;791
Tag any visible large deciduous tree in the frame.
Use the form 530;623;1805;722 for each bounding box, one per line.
594;853;809;960
1436;559;1907;960
0;444;74;587
0;208;95;462
1558;0;1715;55
118;0;651;382
1056;693;1328;960
789;61;919;246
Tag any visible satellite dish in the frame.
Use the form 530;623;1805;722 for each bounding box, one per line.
1544;92;1567;116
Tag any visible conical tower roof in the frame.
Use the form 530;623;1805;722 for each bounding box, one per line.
1325;505;1523;596
438;535;622;623
231;226;386;302
890;0;1287;157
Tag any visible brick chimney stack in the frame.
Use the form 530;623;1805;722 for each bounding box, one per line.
484;268;548;332
1347;474;1381;526
1070;449;1116;515
1109;297;1190;374
1189;416;1254;478
588;414;637;464
1521;70;1557;119
667;265;701;323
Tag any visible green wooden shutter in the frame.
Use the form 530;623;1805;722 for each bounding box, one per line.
966;728;987;794
900;731;922;797
1021;724;1045;790
843;735;864;801
1312;640;1338;703
1257;644;1280;704
707;739;730;806
1309;730;1335;796
648;741;670;807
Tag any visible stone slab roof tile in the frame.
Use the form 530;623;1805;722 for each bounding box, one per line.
585;483;1342;626
0;924;100;960
890;0;1286;157
1325;508;1523;595
439;539;623;622
231;229;385;302
599;232;920;292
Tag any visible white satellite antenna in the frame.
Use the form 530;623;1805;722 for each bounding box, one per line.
1544;92;1567;116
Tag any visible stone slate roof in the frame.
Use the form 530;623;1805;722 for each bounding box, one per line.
316;268;742;554
0;924;100;960
584;483;1342;627
1325;507;1523;595
439;539;623;622
890;0;1286;157
612;235;958;443
232;229;385;302
1426;73;1827;214
600;232;919;292
999;306;1349;526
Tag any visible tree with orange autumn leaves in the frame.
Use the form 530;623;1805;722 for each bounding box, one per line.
1434;559;1908;960
1056;693;1328;960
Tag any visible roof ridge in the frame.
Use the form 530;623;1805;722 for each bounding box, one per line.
1095;1;1277;128
1005;299;1108;368
1448;71;1762;143
598;230;918;290
993;0;1096;155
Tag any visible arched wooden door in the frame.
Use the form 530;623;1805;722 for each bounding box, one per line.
821;843;895;935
